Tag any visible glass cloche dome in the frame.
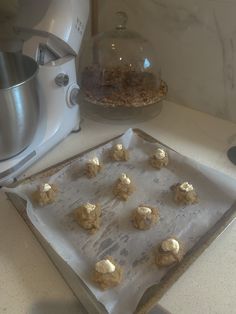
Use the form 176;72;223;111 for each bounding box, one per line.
80;11;167;121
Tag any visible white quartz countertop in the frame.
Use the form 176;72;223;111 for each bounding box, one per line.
1;101;236;314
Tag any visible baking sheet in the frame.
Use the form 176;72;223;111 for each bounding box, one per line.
4;129;236;314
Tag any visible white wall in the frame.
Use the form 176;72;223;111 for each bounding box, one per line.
97;0;236;123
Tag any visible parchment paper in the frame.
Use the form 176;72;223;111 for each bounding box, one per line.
5;129;236;314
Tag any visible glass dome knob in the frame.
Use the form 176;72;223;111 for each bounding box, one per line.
116;11;128;30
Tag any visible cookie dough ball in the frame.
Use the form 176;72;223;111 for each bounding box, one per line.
150;148;168;169
172;182;198;205
85;157;102;178
34;183;57;206
74;202;101;234
110;144;129;161
113;173;135;201
156;238;184;268
92;257;123;290
132;205;160;230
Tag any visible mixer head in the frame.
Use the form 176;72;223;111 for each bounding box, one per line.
14;0;89;61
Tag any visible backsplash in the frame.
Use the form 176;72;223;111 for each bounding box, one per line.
0;1;20;51
97;0;236;123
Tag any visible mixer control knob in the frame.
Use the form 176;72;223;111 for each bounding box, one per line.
69;87;80;106
55;73;69;87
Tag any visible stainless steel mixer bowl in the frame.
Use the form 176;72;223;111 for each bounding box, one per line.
0;52;39;160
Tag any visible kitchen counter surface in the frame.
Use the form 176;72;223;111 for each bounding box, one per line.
1;101;236;314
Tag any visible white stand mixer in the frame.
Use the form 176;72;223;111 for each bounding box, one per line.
0;0;89;186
